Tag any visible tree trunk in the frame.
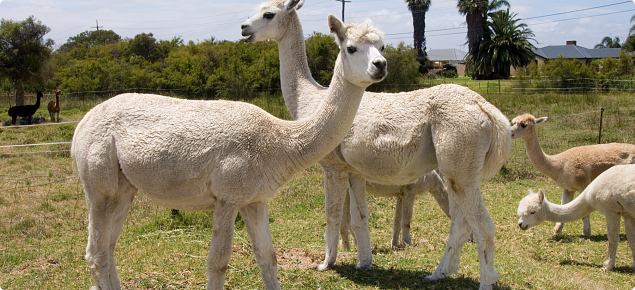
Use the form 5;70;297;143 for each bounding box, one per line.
14;79;24;106
466;11;484;54
411;9;427;60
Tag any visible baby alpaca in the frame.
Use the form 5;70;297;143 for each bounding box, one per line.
511;114;635;236
8;91;43;125
517;164;635;271
48;89;61;122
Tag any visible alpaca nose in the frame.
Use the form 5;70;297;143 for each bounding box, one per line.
241;24;248;30
373;58;387;70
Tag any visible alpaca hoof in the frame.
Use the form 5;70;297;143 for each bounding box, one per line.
354;264;371;271
425;272;445;281
553;223;564;234
316;263;330;271
603;259;615;271
90;286;101;290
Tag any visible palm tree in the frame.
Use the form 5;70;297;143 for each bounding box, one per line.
405;0;431;60
466;9;536;79
594;36;622;49
457;0;509;54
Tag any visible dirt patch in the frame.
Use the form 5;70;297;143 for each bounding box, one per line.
276;248;323;270
10;257;59;274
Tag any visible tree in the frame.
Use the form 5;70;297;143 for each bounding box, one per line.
466;9;536;79
594;36;621;49
305;32;338;86
58;29;121;52
0;16;53;105
457;0;509;54
405;0;431;61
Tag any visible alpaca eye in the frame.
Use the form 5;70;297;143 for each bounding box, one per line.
347;46;357;54
530;211;535;214
380;45;385;52
263;12;275;19
521;123;527;128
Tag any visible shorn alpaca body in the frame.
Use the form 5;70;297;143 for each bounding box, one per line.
48;89;61;122
241;1;511;288
8;91;43;125
340;170;450;250
511;114;635;236
72;12;386;290
517;164;635;271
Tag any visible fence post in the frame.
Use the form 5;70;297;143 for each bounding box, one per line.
598;107;604;144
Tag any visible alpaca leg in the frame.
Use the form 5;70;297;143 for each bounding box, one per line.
240;201;281;290
433;180;499;289
623;216;635;271
49;112;54;122
426;191;471;280
318;168;349;270
348;174;372;270
582;215;592;237
427;173;451;218
206;202;239;290
554;189;574;234
56;111;59;122
392;196;404;248
400;192;417;246
339;191;352;251
105;174;137;289
603;211;620;271
11;115;16;125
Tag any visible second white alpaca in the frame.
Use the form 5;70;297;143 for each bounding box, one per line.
517;164;635;271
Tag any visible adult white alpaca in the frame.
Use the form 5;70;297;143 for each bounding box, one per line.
340;170;450;250
511;114;635;237
71;12;386;290
241;1;511;288
517;164;635;271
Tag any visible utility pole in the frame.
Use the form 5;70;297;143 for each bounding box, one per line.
335;0;351;22
92;20;103;31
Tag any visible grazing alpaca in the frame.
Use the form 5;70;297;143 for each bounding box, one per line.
340;170;450;250
517;164;635;271
511;114;635;237
48;89;61;122
8;91;43;125
242;1;511;288
72;12;386;290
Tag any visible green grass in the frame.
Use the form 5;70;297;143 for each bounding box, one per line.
1;91;634;289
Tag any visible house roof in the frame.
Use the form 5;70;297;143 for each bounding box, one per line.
427;49;467;61
533;45;621;59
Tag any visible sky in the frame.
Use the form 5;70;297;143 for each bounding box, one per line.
0;0;634;52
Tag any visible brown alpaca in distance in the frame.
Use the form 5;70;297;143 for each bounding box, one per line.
48;89;61;122
8;91;43;125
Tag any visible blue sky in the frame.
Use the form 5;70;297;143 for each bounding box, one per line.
0;0;633;51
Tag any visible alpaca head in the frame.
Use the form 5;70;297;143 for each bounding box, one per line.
517;189;548;230
241;0;304;42
55;89;62;97
328;14;387;87
510;114;547;139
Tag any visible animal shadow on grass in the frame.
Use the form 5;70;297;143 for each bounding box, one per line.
332;263;512;289
549;233;628;243
559;259;633;274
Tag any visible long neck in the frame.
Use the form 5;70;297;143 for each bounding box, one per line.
543;195;595;223
278;11;325;120
55;95;59;105
522;129;562;177
285;55;365;169
34;96;41;107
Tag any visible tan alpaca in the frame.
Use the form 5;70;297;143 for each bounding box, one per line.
47;89;61;122
511;114;635;236
517;164;635;271
242;1;511;288
72;12;386;290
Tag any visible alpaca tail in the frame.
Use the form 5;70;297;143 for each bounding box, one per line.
478;100;512;180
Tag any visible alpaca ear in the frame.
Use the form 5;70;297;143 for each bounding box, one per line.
328;14;346;45
537;189;545;203
285;0;304;11
535;117;547;125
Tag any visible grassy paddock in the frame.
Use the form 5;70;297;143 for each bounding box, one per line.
1;91;634;289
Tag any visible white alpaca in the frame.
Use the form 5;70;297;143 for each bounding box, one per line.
71;12;386;290
511;114;635;236
241;1;511;288
339;170;450;250
517;164;635;271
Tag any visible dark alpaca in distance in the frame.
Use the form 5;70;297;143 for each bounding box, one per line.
8;91;43;125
